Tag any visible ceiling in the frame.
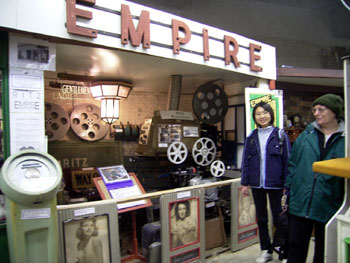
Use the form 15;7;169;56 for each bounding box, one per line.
45;42;256;95
44;42;344;95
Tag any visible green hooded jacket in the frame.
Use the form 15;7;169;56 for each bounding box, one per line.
285;120;345;223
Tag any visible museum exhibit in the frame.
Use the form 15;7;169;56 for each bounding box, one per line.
0;0;349;262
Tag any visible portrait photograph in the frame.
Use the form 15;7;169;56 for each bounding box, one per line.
238;187;256;228
63;214;111;263
169;198;199;250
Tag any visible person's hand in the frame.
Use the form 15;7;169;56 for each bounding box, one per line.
242;186;250;196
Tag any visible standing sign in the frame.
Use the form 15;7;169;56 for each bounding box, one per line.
244;88;283;136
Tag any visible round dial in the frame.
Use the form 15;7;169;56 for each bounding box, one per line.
9;159;58;193
0;150;62;205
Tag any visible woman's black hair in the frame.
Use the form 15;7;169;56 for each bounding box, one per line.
252;101;275;127
174;200;191;220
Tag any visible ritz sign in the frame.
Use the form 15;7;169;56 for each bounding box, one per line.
66;0;267;74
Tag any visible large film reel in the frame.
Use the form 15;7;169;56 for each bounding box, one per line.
167;142;188;164
192;83;228;124
192;137;217;166
45;103;70;141
70;103;109;141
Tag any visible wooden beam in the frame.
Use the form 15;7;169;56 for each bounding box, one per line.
57;178;240;210
277;67;343;79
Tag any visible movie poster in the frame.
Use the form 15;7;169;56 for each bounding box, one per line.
244;88;284;136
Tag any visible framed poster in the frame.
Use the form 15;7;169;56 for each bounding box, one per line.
63;214;110;263
160;189;205;263
238;186;256;229
169;198;200;250
244;88;284;136
230;179;259;252
58;203;120;263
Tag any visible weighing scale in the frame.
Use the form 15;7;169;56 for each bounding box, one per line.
0;150;62;263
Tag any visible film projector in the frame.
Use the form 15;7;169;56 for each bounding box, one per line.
136;82;229;186
141;83;229;263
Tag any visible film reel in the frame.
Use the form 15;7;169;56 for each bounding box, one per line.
167;141;188;164
192;137;217;166
45;103;70;141
70;103;109;141
192;83;228;124
210;160;225;177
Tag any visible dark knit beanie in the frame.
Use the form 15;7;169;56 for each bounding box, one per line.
312;93;343;118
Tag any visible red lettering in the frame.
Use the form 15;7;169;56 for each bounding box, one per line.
66;0;97;38
172;19;191;54
224;35;240;67
121;4;150;48
249;43;262;72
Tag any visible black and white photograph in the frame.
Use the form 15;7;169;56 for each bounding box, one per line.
230;180;259;252
182;126;199;138
158;124;181;143
18;43;49;63
169;198;199;250
9;35;56;71
63;215;111;263
238;187;256;228
97;165;131;184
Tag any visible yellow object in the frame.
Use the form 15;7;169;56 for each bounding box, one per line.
312;157;350;178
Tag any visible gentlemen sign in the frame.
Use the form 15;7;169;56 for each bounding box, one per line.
65;0;276;80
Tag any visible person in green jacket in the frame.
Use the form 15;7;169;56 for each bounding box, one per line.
285;93;345;263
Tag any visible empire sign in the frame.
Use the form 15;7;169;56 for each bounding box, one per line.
66;0;268;75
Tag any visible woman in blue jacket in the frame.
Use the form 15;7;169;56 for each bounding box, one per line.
285;94;345;263
241;101;290;263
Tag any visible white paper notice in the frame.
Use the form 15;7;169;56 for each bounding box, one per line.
10;114;45;153
74;207;96;217
109;185;146;210
9;68;45;154
21;208;51;219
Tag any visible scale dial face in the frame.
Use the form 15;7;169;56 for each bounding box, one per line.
0;150;62;205
8;158;58;193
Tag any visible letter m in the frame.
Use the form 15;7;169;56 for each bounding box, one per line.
121;4;150;49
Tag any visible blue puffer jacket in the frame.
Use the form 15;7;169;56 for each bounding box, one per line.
241;127;291;188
